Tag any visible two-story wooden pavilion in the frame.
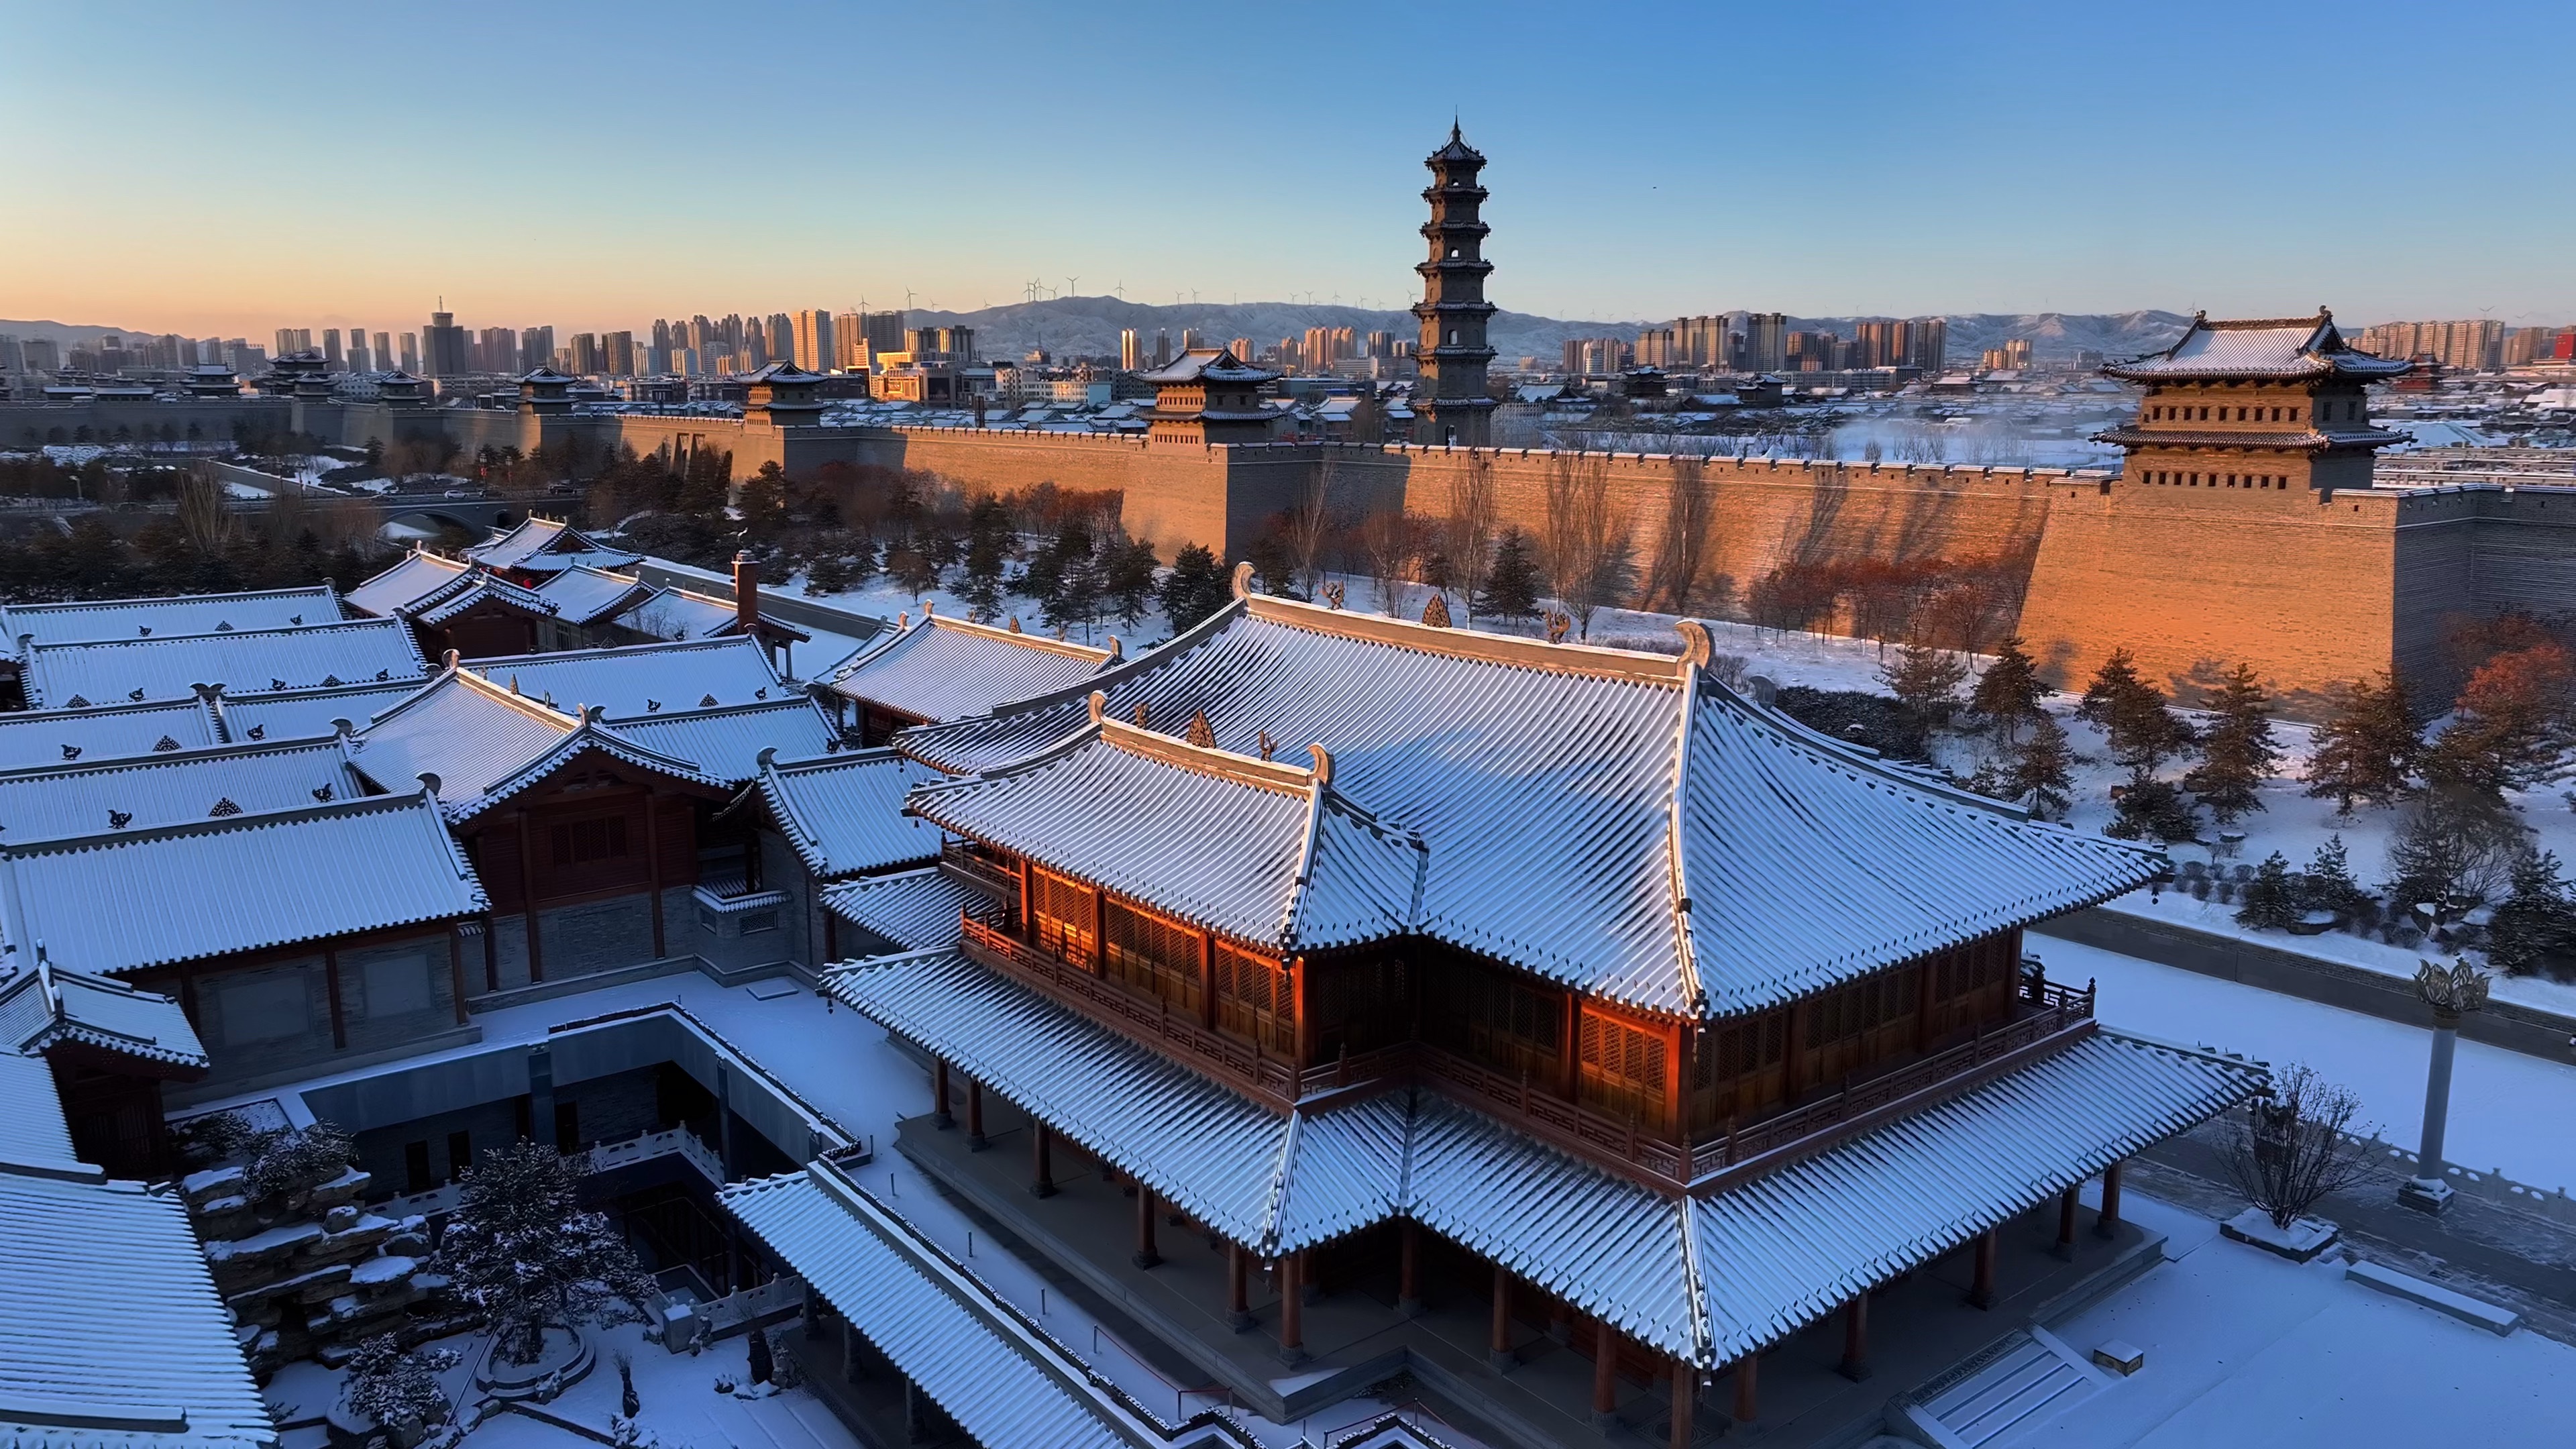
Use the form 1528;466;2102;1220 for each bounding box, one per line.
804;571;2264;1445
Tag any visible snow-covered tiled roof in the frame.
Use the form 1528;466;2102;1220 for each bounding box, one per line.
833;949;2262;1367
467;637;782;717
910;716;1423;951
604;698;839;785
533;564;657;626
754;749;942;880
820;867;978;953
0;696;219;770
0;791;486;977
1134;346;1278;386
616;586;743;643
722;1166;1136;1449
0;737;364;844
828;614;1112;724
350;668;720;818
215;679;427;743
0;961;207;1071
1;585;341;651
0;1049;78;1170
2104;311;2412;382
345;549;472;617
0;1166;278;1446
23;618;429;709
464;517;640;572
904;594;2159;1016
408;569;558;627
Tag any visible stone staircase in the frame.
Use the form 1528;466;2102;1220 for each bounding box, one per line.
1896;1328;2104;1449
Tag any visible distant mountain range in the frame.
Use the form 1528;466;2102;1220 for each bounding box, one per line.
1;305;2197;368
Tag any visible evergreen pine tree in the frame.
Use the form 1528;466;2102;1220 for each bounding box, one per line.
1880;641;1970;729
2304;672;2420;816
1156;544;1233;633
1477;527;1542;625
2298;835;2374;919
1970;635;2045;741
434;1140;653;1365
2487;849;2576;976
2006;712;2076;818
2106;769;2200;843
2076;647;2146;729
2237;851;2301;929
2183;662;2279;824
957;497;1014;620
1106;537;1160;628
2080;649;2194;771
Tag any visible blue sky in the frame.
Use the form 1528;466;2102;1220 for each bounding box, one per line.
2;1;2567;334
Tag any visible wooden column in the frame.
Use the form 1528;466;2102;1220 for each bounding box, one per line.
1669;1361;1696;1449
1558;992;1580;1099
1838;1293;1871;1381
1784;998;1810;1097
1087;885;1106;974
1397;1222;1421;1311
448;926;470;1025
1969;1229;1998;1309
1914;953;1941;1051
1277;1254;1304;1360
1668;1019;1693;1139
1018;860;1034;938
1730;1352;1758;1426
932;1060;953;1128
2096;1160;2125;1238
1132;1184;1161;1269
966;1079;987;1149
2056;1185;2081;1258
824;910;839;963
643;789;665;959
1227;1244;1253;1331
1591;1320;1619;1419
1291;957;1313;1072
323;947;347;1050
517;811;544;981
1489;1264;1513;1367
1197;929;1217;1030
1030;1121;1055;1197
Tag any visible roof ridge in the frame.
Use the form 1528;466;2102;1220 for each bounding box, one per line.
385;666;581;732
1;583;338;615
0;786;444;857
923;612;1118;663
1093;706;1314;796
26;614;403;652
1243;593;1701;685
0;731;343;785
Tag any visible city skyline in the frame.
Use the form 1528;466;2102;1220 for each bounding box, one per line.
6;1;2573;335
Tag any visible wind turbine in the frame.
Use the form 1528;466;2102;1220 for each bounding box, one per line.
1066;276;1079;298
1114;280;1126;301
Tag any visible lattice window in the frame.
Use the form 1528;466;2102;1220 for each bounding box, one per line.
1578;1008;1669;1130
1424;957;1559;1079
1104;899;1201;1012
1030;867;1095;967
1214;943;1294;1055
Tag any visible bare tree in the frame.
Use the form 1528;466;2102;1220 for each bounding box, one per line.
1538;452;1632;641
1360;509;1419;616
2222;1063;2374;1230
1444;452;1498;624
1643;453;1717;614
180;464;241;557
1285;452;1343;598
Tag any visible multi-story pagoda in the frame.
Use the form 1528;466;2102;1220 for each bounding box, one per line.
1412;123;1499;447
781;574;2264;1445
2096;309;2412;497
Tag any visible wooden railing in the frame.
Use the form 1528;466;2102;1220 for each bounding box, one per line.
953;911;2098;1192
938;841;1018;900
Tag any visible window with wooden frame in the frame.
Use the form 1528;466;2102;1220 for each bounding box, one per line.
1422;956;1560;1081
1030;867;1096;967
1690;1008;1788;1126
533;803;649;900
1103;898;1202;1013
1212;942;1295;1055
1309;955;1411;1059
1578;1006;1670;1132
1925;930;2015;1038
1800;964;1922;1085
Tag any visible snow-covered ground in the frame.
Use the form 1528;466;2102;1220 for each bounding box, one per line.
1996;1207;2576;1448
2049;937;2576;1195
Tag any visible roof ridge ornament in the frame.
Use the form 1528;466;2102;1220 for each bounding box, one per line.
1186;709;1216;748
1230;560;1256;600
1674;619;1713;668
1308;743;1333;786
1087;689;1108;725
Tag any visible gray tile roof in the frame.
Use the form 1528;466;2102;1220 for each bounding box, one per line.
820;867;979;952
345;549;471;617
464;517;639;572
1;585;341;651
23;617;429;709
756;750;943;879
2104;311;2412;382
829;614;1112;724
533;564;657;626
0;792;487;977
909;717;1423;951
904;597;2159;1016
0;736;364;844
0;697;219;770
607;699;839;785
0;961;207;1071
468;637;783;718
213;679;427;743
832;950;2263;1367
351;668;721;819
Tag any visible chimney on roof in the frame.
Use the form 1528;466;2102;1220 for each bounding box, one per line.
733;551;759;633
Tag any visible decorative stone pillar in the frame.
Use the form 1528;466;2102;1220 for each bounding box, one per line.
2402;959;2489;1214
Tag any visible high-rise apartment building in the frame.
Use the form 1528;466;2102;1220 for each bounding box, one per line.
832;312;867;371
274;328;313;358
1119;329;1142;372
519;327;555;374
372;332;392;372
347;335;373;373
421;313;467;378
604;331;637;377
322;329;343;368
565;333;602;375
793;310;835;372
1741;313;1787;372
399;332;421;374
1152;329;1172;368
